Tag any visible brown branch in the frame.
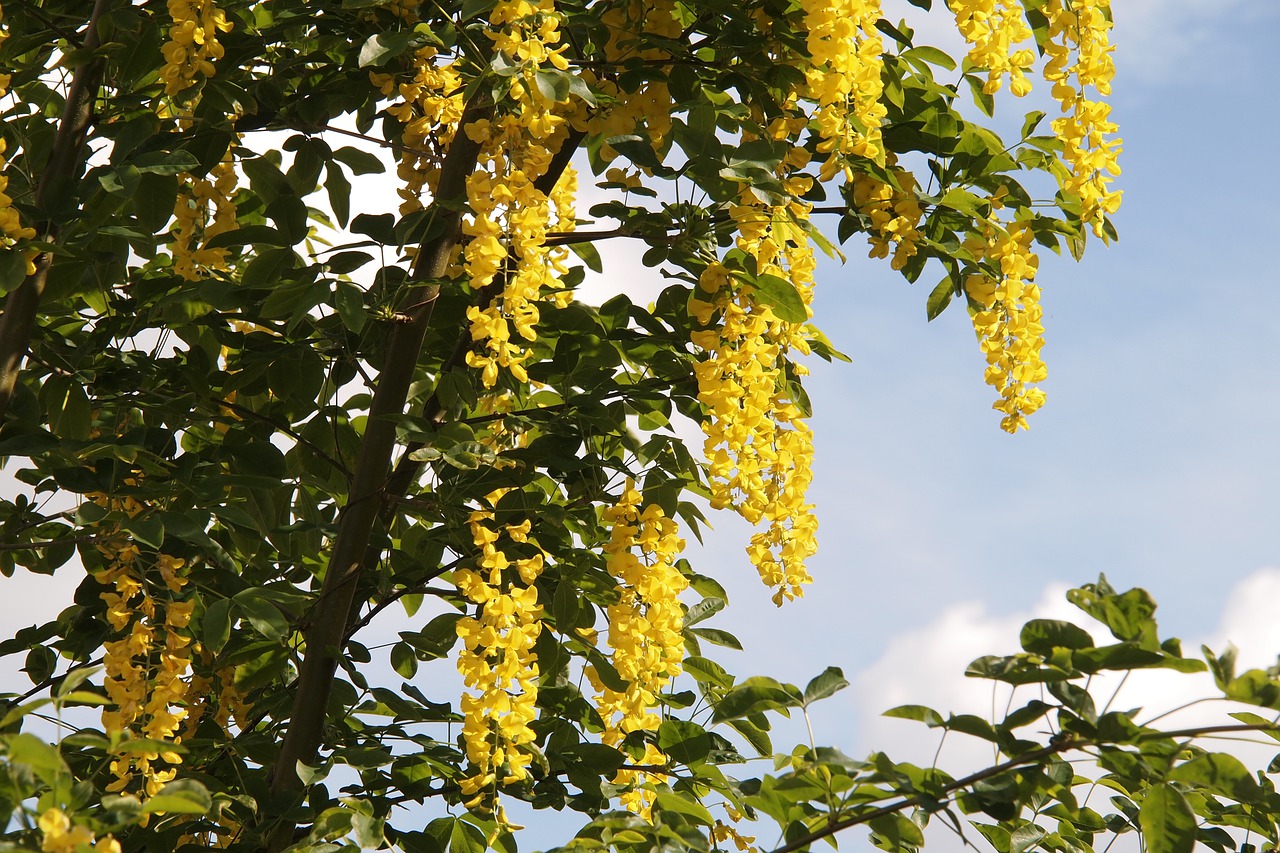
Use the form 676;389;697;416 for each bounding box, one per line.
0;0;112;422
0;533;105;552
765;723;1280;853
263;97;493;853
342;555;467;642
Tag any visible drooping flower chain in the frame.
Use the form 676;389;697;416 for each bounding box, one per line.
590;481;687;817
159;1;238;280
159;0;232;97
170;147;239;281
0;4;37;274
1042;0;1121;235
797;0;886;177
947;0;1037;96
963;216;1046;432
690;198;818;605
454;494;546;808
95;541;195;798
462;0;578;388
371;45;465;215
849;167;924;271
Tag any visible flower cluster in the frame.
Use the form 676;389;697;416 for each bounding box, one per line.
583;0;680;156
37;809;120;853
461;0;579;387
171;150;238;281
690;198;818;604
96;544;195;797
371;46;465;214
589;481;687;816
0;6;37;274
454;493;546;808
1042;0;1121;234
947;0;1037;96
963;218;1046;432
797;0;885;176
159;0;233;97
850;168;924;271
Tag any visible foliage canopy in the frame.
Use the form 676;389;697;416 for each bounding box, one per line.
5;4;1277;853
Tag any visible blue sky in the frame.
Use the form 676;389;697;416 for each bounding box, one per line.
697;0;1280;664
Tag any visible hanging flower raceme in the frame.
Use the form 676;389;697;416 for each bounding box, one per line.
689;195;818;604
96;544;195;798
1041;0;1121;235
159;0;232;97
964;217;1046;432
158;1;238;280
797;0;885;177
948;0;1037;96
371;45;465;214
159;0;231;98
454;493;547;811
0;6;37;274
37;809;121;853
589;481;687;817
849;167;925;271
461;0;579;388
170;148;239;281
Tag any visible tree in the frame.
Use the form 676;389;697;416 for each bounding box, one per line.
4;3;1278;853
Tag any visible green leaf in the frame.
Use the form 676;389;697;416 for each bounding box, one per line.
233;591;290;642
802;666;849;706
203;598;233;653
883;704;945;726
1138;783;1196;853
1168;753;1261;803
751;273;808;323
332;146;387;175
683;655;734;689
712;677;801;723
335;281;367;333
358;31;418;68
143;779;213;815
906;45;956;70
683;596;725;628
926;277;954;321
658;720;713;766
390;642;418;679
687;627;742;650
1020;619;1095;654
728;717;772;756
6;733;68;781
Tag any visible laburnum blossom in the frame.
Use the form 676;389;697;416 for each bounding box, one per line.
850;167;925;271
691;192;819;604
964;217;1046;432
170;150;238;281
1041;0;1122;234
37;809;121;853
159;0;232;97
95;544;194;797
459;0;582;388
0;7;37;273
589;482;687;816
948;0;1038;96
454;493;547;810
798;0;885;177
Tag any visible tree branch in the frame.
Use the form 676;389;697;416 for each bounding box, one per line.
263;97;493;852
765;723;1280;853
0;533;105;552
0;0;112;422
